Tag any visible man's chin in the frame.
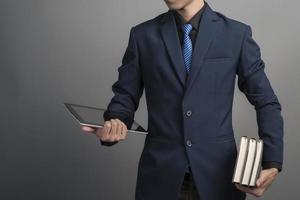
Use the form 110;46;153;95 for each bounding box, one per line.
166;5;183;11
164;1;183;10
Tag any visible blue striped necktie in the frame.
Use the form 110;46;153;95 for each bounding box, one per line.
182;23;193;73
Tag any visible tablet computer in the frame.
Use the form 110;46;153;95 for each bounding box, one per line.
64;102;148;135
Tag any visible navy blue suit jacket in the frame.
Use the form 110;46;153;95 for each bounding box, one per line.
102;2;284;200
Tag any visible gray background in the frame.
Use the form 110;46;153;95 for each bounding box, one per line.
1;0;299;199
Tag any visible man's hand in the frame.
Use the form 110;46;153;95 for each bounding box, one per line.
81;118;128;143
235;168;279;197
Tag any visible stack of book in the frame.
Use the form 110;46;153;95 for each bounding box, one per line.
232;136;264;187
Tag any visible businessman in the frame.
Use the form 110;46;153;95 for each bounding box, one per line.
82;0;284;199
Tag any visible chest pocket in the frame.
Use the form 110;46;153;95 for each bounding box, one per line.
202;57;236;94
204;57;232;63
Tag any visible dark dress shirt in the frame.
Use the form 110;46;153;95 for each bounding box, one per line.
102;4;282;173
171;3;205;49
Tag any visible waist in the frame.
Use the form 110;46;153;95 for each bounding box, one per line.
186;166;192;174
184;170;193;181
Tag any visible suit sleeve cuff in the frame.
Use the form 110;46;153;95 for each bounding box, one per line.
262;161;282;173
103;110;133;129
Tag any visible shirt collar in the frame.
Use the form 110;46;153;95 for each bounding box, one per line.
172;3;206;31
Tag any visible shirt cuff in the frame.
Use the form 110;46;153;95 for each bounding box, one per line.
100;140;119;146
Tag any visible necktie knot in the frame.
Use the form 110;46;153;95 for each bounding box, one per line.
182;23;193;36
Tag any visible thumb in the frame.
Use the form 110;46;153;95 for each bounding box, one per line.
81;126;96;133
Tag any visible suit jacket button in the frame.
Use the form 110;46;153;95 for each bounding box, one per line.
186;140;192;147
186;110;192;117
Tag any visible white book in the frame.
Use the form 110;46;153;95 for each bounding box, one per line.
232;137;264;187
241;138;257;185
232;136;249;183
249;139;263;187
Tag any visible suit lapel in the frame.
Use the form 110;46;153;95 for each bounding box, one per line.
184;3;220;96
160;10;187;87
159;2;220;94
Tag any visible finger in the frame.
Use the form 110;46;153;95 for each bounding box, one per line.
115;119;123;140
254;171;278;197
121;122;128;140
256;170;270;187
81;126;96;133
250;189;264;198
109;119;118;141
100;121;112;141
235;184;252;193
235;184;261;197
259;174;276;189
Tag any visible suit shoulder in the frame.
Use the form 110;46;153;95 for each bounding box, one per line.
211;9;253;42
214;10;250;31
131;11;167;33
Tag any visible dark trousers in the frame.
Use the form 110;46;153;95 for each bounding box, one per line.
178;172;201;200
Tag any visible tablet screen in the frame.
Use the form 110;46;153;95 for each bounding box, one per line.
64;103;146;132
